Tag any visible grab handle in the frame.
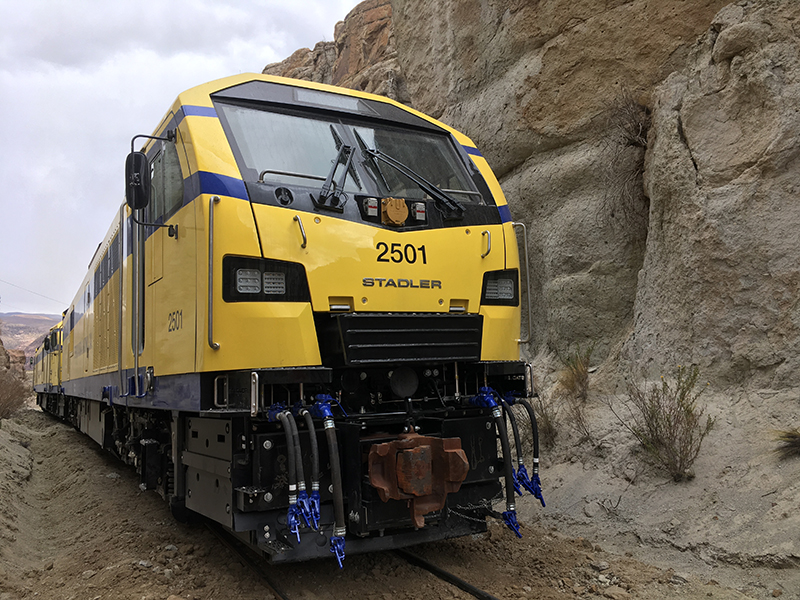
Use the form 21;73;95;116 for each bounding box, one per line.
294;214;307;248
481;230;491;258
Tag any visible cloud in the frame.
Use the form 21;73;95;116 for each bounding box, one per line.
0;0;360;315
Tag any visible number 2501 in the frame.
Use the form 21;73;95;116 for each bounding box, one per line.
376;242;427;264
168;310;182;332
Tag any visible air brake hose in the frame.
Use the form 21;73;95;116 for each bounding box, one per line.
275;411;300;541
517;398;545;507
470;388;521;537
311;395;347;567
285;413;312;533
500;399;524;496
300;409;321;529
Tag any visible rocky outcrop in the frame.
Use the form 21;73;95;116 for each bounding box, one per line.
263;0;410;102
0;336;9;371
625;1;800;385
389;0;730;361
265;0;800;386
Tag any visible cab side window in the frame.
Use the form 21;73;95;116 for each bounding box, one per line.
148;140;184;222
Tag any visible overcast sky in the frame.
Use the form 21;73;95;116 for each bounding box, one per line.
0;0;361;316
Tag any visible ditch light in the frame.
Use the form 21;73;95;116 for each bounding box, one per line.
481;269;519;306
223;256;310;302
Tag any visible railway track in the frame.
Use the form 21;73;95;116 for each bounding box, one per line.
206;522;501;600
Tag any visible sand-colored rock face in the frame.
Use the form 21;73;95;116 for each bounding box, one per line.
0;337;9;371
626;0;800;385
266;0;800;386
264;0;409;102
390;0;730;361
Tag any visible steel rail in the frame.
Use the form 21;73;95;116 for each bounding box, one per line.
394;548;501;600
204;522;291;600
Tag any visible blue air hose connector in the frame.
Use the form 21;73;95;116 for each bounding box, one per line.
502;509;522;538
330;535;346;568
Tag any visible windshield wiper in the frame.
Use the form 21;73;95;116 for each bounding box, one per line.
354;130;390;192
360;147;465;220
312;143;355;213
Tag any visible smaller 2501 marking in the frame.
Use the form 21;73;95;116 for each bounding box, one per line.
168;310;183;332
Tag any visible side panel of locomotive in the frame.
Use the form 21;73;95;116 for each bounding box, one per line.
39;74;543;566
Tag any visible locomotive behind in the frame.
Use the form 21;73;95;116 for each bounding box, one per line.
33;74;543;566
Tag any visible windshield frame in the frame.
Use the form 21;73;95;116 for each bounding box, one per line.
211;87;501;229
215;99;486;202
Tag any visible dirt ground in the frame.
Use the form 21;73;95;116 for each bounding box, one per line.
0;402;792;600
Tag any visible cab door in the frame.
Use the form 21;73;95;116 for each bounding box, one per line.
145;132;197;378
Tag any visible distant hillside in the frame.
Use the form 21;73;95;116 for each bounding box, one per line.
0;312;61;369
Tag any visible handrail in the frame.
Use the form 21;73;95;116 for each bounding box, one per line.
208;196;220;350
512;222;532;344
118;203;126;397
250;372;259;417
294;214;307;248
133;207;142;394
481;230;491;258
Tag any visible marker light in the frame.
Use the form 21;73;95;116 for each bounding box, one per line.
263;272;286;295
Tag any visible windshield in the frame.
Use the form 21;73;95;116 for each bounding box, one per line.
216;102;480;202
217;104;361;192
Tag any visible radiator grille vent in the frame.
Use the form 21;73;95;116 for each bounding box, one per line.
336;313;483;365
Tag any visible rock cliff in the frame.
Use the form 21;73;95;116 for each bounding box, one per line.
264;0;409;102
265;0;800;387
626;0;800;386
0;336;9;372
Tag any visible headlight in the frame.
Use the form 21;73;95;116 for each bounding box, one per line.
223;256;310;303
236;269;262;293
481;269;519;306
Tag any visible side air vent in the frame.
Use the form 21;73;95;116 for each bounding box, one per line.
335;313;483;364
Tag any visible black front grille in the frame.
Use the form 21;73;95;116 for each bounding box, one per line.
335;313;483;365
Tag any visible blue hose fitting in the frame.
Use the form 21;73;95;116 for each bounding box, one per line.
502;510;522;538
311;394;348;419
296;490;314;529
516;464;535;495
287;504;302;543
502;390;525;406
266;403;287;423
511;467;523;496
532;472;546;508
469;387;499;408
308;490;321;530
330;535;346;568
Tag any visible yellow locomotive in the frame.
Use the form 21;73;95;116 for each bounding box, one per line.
35;74;543;565
33;321;63;400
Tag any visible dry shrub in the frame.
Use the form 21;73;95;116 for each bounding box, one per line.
532;392;559;449
0;368;28;419
557;343;595;402
601;90;651;238
610;365;714;481
555;343;596;442
774;429;800;460
564;393;594;443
